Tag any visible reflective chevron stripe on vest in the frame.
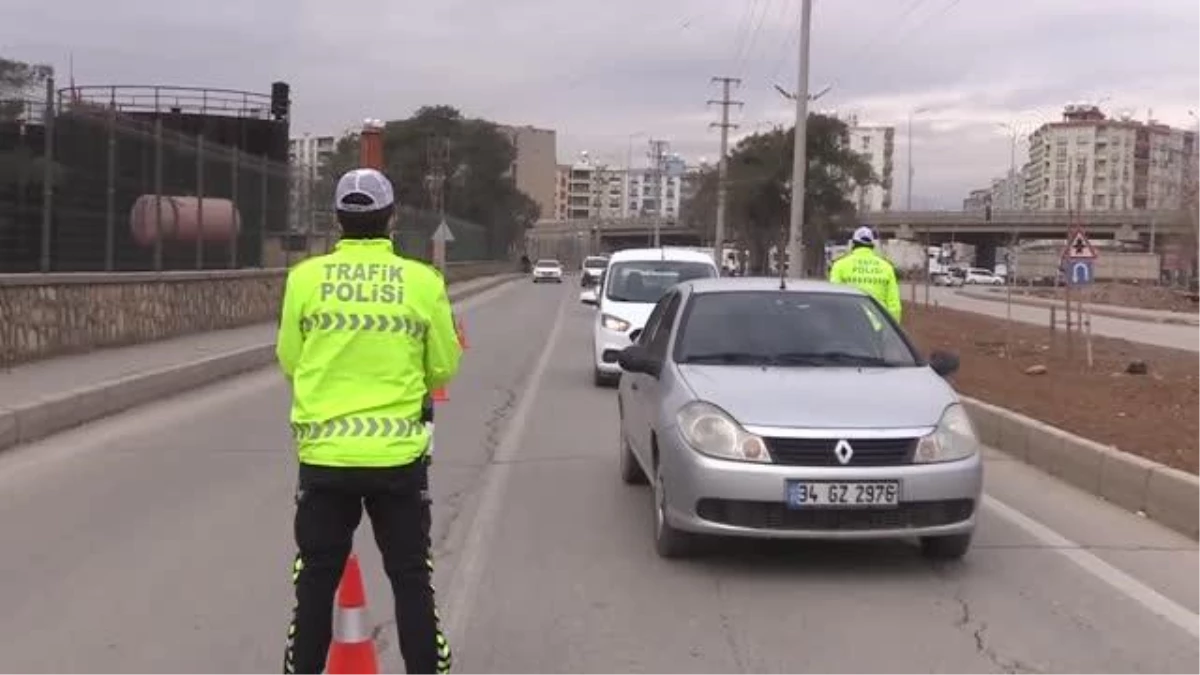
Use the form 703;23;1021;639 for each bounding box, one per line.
290;417;423;442
300;312;429;338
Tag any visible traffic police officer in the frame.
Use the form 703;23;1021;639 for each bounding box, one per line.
277;168;460;674
828;225;903;322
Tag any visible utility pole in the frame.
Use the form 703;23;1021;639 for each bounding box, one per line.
647;139;670;247
424;136;451;267
709;76;743;272
786;0;813;278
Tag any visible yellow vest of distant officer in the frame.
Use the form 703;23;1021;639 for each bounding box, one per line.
828;238;903;322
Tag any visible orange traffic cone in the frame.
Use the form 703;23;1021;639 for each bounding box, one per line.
326;554;379;674
432;386;449;402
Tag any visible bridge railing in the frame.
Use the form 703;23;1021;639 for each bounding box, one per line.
868;210;1179;226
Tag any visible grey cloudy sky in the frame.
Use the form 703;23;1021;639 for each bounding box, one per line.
4;0;1197;207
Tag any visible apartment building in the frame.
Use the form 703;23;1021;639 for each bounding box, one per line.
553;151;687;221
497;124;557;222
288;134;338;231
962;168;1025;211
624;155;685;220
843;117;895;212
1023;105;1198;211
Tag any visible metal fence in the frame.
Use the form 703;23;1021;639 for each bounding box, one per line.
0;82;507;273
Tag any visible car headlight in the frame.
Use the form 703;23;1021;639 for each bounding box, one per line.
914;403;979;463
601;313;631;332
676;401;771;463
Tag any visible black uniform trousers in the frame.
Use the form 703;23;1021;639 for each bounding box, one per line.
282;454;451;674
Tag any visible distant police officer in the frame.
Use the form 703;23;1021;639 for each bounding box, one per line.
276;168;460;674
829;226;903;322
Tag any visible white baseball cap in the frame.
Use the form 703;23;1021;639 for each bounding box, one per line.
334;168;396;213
851;226;876;245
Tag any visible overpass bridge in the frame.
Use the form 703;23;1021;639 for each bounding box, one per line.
528;210;1188;262
867;210;1185;241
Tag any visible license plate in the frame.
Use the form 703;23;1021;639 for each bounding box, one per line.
785;480;900;509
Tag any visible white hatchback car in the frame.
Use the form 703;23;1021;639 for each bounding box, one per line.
582;247;719;386
532;259;564;283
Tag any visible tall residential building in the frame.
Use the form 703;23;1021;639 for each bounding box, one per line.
497;124;557;222
962;168;1026;211
843;117;895;212
1023;104;1198;211
552;151;686;221
288;134;338;231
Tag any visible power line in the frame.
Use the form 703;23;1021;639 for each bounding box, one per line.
709;76;744;268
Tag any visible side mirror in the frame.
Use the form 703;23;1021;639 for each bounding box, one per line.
579;290;598;306
628;328;643;344
617;345;661;377
928;350;960;377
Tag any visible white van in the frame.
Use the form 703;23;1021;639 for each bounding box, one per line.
581;247;719;386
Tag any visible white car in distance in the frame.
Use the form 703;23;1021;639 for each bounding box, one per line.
964;267;1004;285
584;247;719;387
532;259;564;283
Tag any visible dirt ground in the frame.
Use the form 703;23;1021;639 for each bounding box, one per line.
1012;283;1199;314
903;302;1199;474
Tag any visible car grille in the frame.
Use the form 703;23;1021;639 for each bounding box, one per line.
765;437;918;467
696;499;975;531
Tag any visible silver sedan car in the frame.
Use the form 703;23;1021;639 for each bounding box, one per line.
615;277;982;560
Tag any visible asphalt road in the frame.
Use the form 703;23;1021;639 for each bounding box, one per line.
901;283;1199;352
0;277;1196;673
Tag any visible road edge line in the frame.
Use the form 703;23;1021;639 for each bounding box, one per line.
964;396;1199;539
0;273;522;454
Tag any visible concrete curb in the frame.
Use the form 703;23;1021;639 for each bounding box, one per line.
957;288;1200;326
962;396;1199;539
0;273;519;453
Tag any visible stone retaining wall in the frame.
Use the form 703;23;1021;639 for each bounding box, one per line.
0;260;513;367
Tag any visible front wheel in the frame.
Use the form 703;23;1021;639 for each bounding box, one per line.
919;532;972;560
653;461;696;559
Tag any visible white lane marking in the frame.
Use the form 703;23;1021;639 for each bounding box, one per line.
984;495;1199;639
440;282;572;646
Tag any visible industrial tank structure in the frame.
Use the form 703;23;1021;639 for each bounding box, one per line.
0;82;290;272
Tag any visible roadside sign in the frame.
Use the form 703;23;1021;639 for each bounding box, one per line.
1062;228;1098;260
1064;259;1094;286
432;219;456;244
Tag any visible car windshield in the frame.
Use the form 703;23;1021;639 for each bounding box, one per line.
583;257;608;270
535;260;560;268
674;290;919;368
604;260;716;303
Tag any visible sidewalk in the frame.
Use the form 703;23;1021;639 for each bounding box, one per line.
957;287;1200;326
0;273;518;451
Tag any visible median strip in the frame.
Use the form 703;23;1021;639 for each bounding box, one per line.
0;273;519;453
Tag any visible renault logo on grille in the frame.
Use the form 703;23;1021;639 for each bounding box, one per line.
834;439;854;465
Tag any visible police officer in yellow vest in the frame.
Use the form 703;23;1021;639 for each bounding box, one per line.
829;226;903;322
277;168;460;674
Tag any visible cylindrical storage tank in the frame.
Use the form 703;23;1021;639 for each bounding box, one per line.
171;197;241;244
130;194;180;246
129;195;241;246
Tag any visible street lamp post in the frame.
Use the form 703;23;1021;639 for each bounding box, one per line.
906;106;932;211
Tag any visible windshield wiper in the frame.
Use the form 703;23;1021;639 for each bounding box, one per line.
682;351;772;365
771;351;896;367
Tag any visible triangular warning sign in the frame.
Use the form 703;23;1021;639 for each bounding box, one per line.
1062;228;1097;260
432;219;456;244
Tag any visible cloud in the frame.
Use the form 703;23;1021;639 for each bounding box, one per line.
3;0;1196;205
